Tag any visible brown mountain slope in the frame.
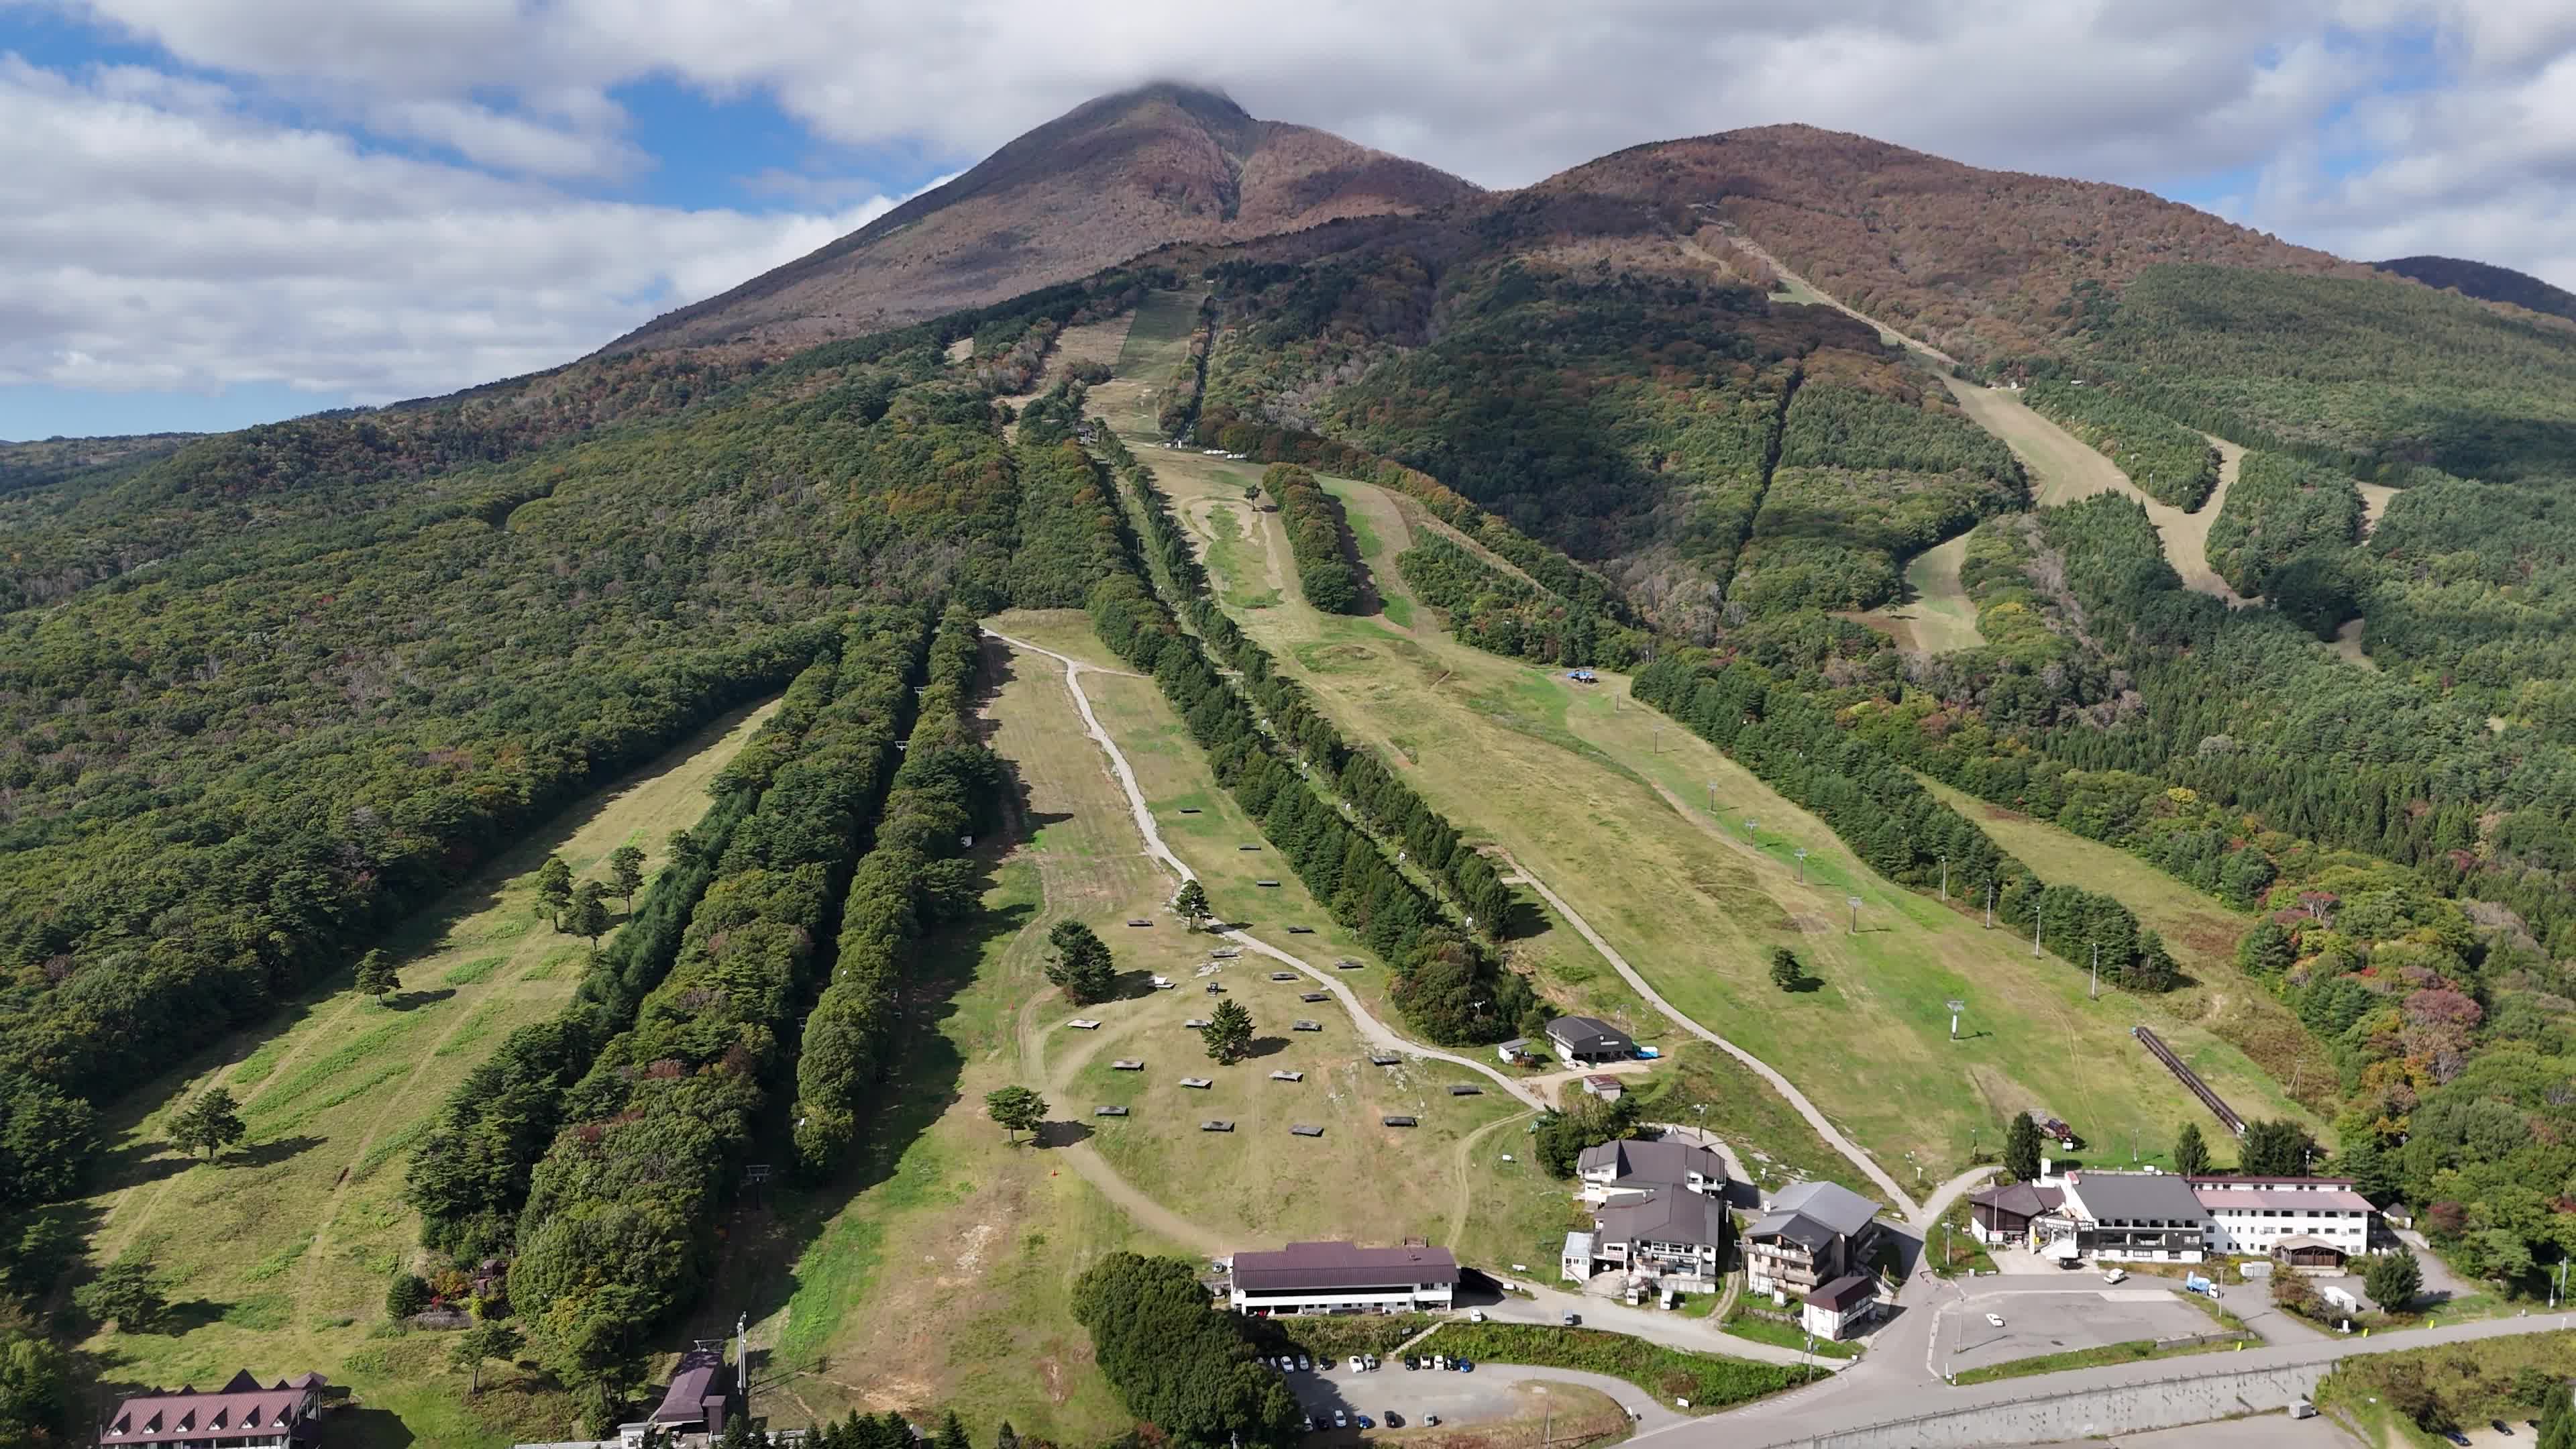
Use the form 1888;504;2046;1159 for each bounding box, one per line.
1534;123;2378;364
611;83;1479;353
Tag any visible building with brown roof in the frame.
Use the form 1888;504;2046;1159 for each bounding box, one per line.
1966;1181;2068;1247
1226;1240;1459;1316
99;1370;325;1448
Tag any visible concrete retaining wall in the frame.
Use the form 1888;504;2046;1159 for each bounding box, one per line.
1791;1362;2330;1448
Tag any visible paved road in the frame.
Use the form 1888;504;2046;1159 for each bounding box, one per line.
1479;1285;1831;1371
1286;1362;1687;1438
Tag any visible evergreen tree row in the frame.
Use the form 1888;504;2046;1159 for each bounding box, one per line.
1263;463;1365;614
1631;657;2178;990
1086;441;1530;1042
1072;1252;1303;1449
1396;532;1650;668
792;606;1010;1177
506;608;936;1400
1102;433;1521;944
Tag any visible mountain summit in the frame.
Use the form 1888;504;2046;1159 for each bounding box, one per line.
614;83;1478;352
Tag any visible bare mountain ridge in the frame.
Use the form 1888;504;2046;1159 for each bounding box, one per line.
611;84;1480;352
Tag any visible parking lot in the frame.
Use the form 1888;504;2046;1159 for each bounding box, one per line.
1934;1289;2223;1377
1279;1358;1684;1436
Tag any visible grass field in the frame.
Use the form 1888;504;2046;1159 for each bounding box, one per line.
49;697;782;1448
1915;775;2342;1124
1097;339;2311;1185
1082;287;1205;441
1856;531;1983;653
1943;382;2250;604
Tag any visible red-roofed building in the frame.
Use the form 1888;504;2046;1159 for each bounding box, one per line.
99;1370;325;1448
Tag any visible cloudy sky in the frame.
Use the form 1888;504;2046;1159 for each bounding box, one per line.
4;0;2572;438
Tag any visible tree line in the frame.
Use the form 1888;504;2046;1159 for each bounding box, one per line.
505;610;935;1423
1263;463;1366;614
791;606;1008;1177
1086;436;1531;1041
1072;1252;1301;1448
1395;532;1650;669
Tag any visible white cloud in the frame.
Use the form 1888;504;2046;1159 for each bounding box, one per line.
14;0;2576;422
0;55;910;403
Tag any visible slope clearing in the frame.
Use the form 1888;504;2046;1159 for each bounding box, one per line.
1106;409;2310;1182
56;696;781;1448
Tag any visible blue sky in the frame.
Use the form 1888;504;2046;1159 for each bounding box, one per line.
3;0;2569;440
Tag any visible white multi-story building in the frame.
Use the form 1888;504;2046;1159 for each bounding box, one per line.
2190;1175;2374;1263
1228;1240;1459;1316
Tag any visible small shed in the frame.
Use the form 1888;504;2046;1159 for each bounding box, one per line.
1293;1020;1323;1032
1369;1052;1401;1066
1449;1085;1483;1096
2271;1235;2351;1271
1112;1059;1144;1071
1289;1124;1324;1138
1270;1070;1305;1082
1181;1077;1214;1089
1202;1120;1235;1132
1383;1115;1418;1128
1496;1038;1532;1063
1580;1074;1625;1102
1095;1106;1129;1117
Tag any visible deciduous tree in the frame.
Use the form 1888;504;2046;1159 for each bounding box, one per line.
607;845;647;910
452;1322;525;1393
2365;1246;2422;1311
74;1260;166;1332
536;855;574;930
571;881;612;945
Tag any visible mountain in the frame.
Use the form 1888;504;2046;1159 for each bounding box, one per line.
610;83;1479;352
1534;124;2376;363
2376;254;2576;325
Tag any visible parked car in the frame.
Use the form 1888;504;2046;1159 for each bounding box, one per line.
1302;1415;1316;1433
1457;1359;1474;1372
1421;1415;1440;1428
2493;1420;2516;1436
1298;1354;1312;1372
1332;1409;1348;1430
1354;1417;1374;1430
2101;1269;2127;1285
1985;1312;2006;1328
1468;1308;1486;1322
1431;1354;1446;1370
1562;1310;1580;1325
1382;1411;1402;1428
1364;1354;1379;1371
1402;1354;1417;1371
1348;1355;1366;1373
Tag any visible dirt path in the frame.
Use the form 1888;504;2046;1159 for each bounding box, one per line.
1870;531;1982;653
1486;845;1918;1218
1445;1110;1539;1247
985;631;1548;1114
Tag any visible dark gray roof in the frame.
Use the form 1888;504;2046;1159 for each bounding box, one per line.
2066;1171;2206;1223
1545;1016;1636;1052
1747;1210;1837;1254
1232;1241;1460;1294
1290;1124;1324;1136
1576;1137;1726;1189
1769;1180;1882;1236
1805;1273;1876;1312
1969;1182;2065;1218
1597;1189;1721;1250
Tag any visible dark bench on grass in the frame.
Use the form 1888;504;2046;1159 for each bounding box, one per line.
1184;1018;1211;1028
1095;1106;1129;1117
1202;1120;1234;1132
1369;1052;1401;1066
1126;918;1153;927
1336;960;1364;970
1450;1085;1483;1095
1181;1077;1214;1089
1287;925;1315;934
1300;991;1328;1003
1269;1070;1304;1082
1111;1059;1144;1071
1293;1020;1322;1032
1178;808;1202;814
1238;844;1261;851
1289;1124;1324;1138
1269;971;1298;981
1255;879;1281;888
1383;1115;1417;1128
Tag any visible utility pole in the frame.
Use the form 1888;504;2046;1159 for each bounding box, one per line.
2089;941;2100;1000
1939;855;1948;901
1794;847;1809;883
1707;781;1717;813
1984;881;1994;929
2031;915;2042;959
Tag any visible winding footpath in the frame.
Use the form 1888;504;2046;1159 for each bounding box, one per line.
984;631;1548;1113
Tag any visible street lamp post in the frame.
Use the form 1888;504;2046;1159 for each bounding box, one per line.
2031;914;2043;959
2089;941;2100;1000
1847;896;1864;935
1945;999;1966;1041
1744;817;1760;844
1794;847;1809;883
1939;854;1948;901
1984;881;1994;929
